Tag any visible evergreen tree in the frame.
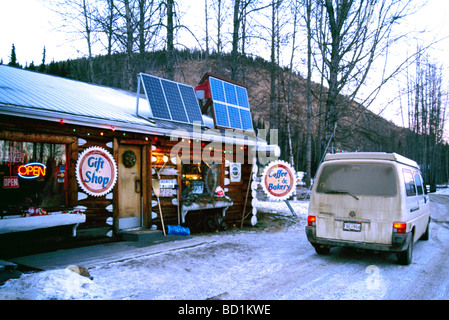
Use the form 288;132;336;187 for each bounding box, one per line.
38;46;46;73
8;44;22;68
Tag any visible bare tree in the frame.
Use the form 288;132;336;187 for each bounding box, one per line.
284;0;301;169
94;0;118;57
166;0;175;79
407;51;447;187
48;0;98;82
304;0;313;186
314;0;416;148
231;0;242;81
230;0;272;81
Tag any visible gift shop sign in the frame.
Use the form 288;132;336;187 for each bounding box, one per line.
76;147;117;197
261;160;296;201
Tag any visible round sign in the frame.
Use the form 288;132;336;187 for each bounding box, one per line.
76;146;117;197
261;160;296;201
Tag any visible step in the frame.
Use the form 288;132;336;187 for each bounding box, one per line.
0;259;18;272
120;229;164;242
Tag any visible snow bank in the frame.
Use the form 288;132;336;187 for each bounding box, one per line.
435;186;449;196
0;268;110;300
254;199;309;217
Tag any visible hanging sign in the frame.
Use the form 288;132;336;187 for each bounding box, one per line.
3;176;19;189
17;162;46;179
261;160;296;201
230;163;241;183
76;146;117;197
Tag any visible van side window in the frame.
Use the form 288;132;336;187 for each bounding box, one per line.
414;173;424;196
403;169;417;197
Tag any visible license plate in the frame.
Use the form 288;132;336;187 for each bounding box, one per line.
343;222;362;232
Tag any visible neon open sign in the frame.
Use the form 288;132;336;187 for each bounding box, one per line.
17;162;47;179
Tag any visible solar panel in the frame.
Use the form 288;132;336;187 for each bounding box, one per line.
239;109;253;130
178;84;204;124
209;77;226;103
208;76;253;131
140;74;170;119
236;86;250;109
213;102;230;128
140;73;204;125
228;106;242;129
161;79;189;123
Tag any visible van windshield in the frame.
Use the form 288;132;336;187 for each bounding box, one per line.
316;163;397;197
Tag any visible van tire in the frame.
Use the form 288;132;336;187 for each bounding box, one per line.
420;219;430;241
314;244;330;255
397;240;413;265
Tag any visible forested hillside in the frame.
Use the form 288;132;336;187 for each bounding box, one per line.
14;48;445;188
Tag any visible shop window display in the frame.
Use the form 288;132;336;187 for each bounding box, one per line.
0;140;66;217
181;162;221;202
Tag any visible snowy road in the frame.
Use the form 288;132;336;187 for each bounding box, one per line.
1;194;449;300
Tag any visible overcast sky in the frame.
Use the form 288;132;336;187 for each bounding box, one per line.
1;0;449;130
1;1;448;65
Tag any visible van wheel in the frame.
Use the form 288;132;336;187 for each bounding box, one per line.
314;244;330;255
397;240;413;265
420;219;430;241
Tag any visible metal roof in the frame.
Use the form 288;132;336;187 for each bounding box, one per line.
0;65;160;133
0;65;266;147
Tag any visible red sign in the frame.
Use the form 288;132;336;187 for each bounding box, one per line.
76;147;117;197
3;176;19;189
261;160;296;201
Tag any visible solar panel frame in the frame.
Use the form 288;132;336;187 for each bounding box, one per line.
139;73;204;126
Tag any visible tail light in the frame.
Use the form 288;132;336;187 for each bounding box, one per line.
393;222;407;234
308;216;317;227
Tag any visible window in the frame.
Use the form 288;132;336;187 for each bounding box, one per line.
181;162;221;199
414;173;424;196
403;169;417;197
0;140;66;216
316;163;397;197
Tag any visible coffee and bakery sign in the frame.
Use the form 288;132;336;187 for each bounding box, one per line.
261;160;296;201
76;146;117;197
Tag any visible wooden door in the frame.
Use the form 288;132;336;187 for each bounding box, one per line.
118;145;143;230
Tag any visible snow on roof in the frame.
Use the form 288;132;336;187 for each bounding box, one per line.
0;65;158;134
324;152;419;168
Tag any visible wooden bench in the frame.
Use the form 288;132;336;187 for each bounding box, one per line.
0;214;86;237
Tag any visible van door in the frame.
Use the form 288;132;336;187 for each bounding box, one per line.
403;169;419;213
314;162;398;245
413;172;430;237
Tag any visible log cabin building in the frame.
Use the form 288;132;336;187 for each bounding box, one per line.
0;65;278;254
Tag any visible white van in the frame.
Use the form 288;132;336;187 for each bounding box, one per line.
306;152;430;265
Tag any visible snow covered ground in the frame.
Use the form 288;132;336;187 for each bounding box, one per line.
1;189;448;300
0;200;309;300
